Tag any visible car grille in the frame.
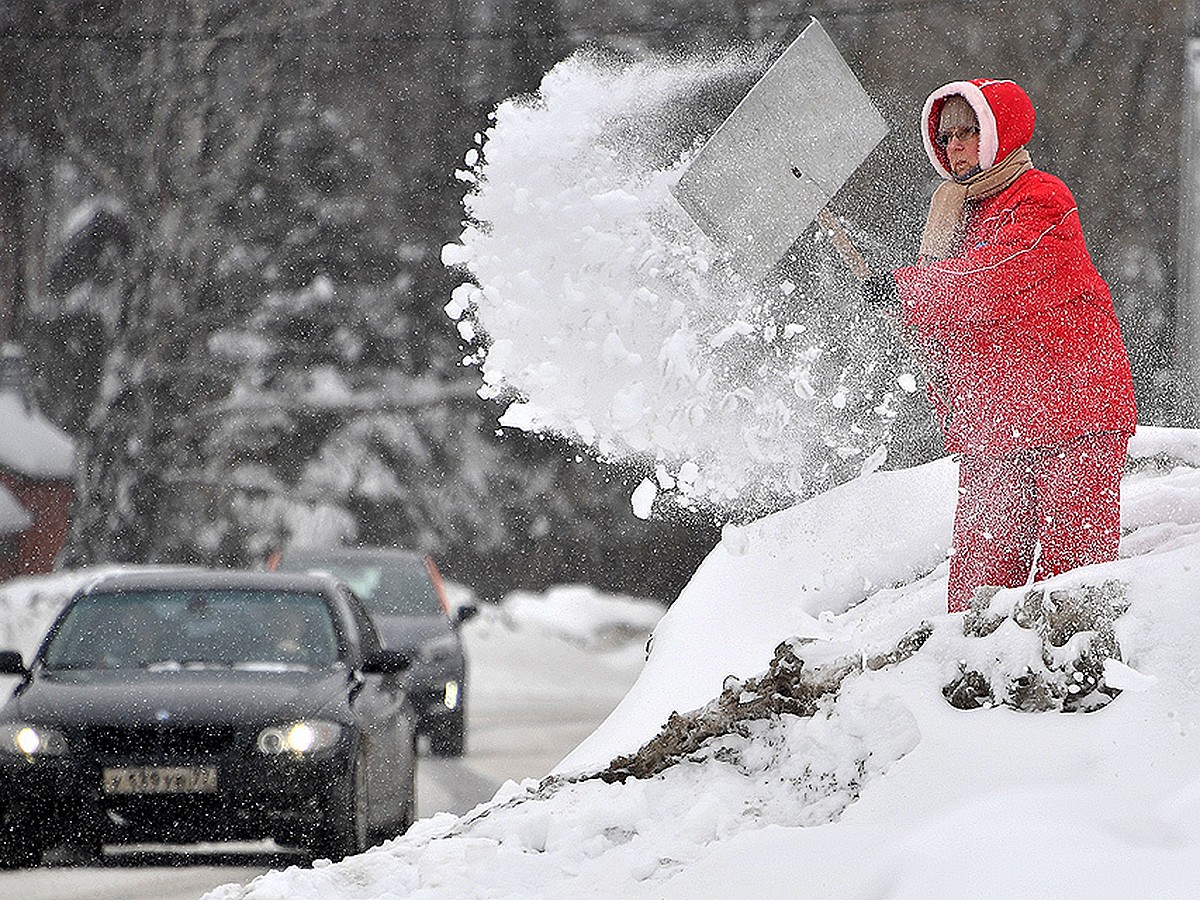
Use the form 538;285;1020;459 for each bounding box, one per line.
84;725;236;757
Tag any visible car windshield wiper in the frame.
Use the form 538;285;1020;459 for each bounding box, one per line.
40;660;96;672
232;661;315;672
141;659;235;671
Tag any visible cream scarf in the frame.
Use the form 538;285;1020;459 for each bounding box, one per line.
919;147;1033;260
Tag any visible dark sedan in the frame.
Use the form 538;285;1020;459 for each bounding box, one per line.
0;568;417;868
274;548;476;756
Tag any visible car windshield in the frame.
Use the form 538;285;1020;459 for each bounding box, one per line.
41;589;341;671
285;557;441;617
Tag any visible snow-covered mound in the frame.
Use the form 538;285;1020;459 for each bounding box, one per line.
500;584;665;651
208;425;1200;899
560;454;958;771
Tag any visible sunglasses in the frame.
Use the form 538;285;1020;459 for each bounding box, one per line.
936;125;980;147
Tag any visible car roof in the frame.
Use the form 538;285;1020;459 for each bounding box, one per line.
77;566;345;597
280;546;427;565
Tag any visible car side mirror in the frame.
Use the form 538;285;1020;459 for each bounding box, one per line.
455;604;479;625
0;650;27;676
361;649;411;675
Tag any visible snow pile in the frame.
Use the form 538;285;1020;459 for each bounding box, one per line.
209;426;1200;900
499;584;665;651
443;52;915;505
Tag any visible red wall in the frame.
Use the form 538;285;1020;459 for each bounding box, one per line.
0;472;72;580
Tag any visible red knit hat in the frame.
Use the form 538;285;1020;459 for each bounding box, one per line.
921;79;1036;180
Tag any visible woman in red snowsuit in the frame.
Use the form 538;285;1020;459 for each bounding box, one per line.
877;78;1137;612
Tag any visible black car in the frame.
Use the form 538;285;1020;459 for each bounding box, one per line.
274;548;476;757
0;568;417;868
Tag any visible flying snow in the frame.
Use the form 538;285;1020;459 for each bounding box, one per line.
444;51;913;508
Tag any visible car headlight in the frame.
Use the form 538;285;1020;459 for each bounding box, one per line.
418;633;459;663
256;720;342;755
0;722;68;757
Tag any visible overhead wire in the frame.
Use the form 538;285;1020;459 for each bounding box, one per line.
0;1;1010;45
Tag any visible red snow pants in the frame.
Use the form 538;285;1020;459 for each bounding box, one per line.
946;432;1128;613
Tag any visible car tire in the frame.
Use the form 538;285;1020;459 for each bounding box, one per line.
313;750;369;863
428;710;465;758
0;815;43;870
370;736;416;846
62;803;104;864
63;827;103;865
398;741;417;834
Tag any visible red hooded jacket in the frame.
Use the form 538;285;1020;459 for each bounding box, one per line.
893;79;1137;455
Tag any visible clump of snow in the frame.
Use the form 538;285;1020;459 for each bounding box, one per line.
205;426;1200;899
629;478;657;519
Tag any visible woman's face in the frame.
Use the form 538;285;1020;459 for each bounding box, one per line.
936;96;981;178
945;128;980;177
950;128;979;176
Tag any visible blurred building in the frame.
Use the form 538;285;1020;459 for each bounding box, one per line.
0;343;76;580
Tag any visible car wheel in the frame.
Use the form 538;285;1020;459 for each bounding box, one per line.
313;750;369;863
368;746;416;846
63;826;103;865
62;804;103;864
0;814;43;870
274;823;308;851
428;710;465;758
398;743;417;834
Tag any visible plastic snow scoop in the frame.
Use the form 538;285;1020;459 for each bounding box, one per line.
672;17;886;283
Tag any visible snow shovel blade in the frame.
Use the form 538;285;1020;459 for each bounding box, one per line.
672;18;887;282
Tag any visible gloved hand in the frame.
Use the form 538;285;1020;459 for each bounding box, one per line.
860;272;899;308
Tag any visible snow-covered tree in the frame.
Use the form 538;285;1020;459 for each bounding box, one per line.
23;1;480;568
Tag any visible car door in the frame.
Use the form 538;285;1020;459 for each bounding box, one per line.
338;587;412;831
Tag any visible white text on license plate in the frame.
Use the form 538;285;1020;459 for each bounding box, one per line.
103;766;218;794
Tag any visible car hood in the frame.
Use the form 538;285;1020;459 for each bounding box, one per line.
373;615;453;653
8;667;351;728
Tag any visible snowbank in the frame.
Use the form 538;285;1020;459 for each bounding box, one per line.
500;585;665;652
206;426;1200;899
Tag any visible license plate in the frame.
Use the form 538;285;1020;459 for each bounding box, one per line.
103;765;218;795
